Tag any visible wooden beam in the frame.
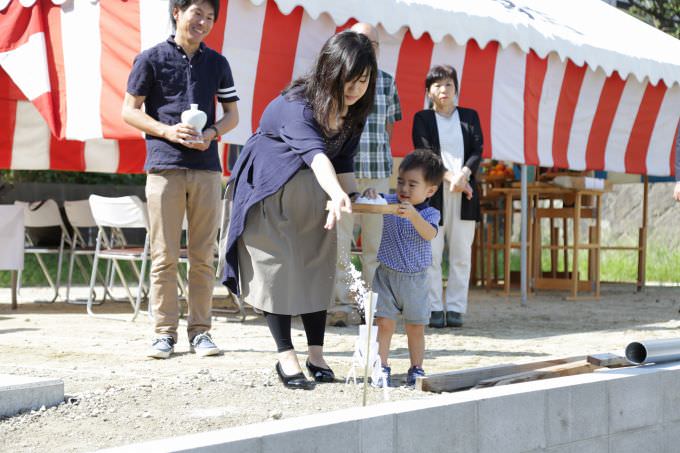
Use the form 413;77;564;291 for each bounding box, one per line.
416;356;584;393
474;360;599;388
587;353;631;368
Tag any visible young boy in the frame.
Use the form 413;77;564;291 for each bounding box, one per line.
366;149;446;387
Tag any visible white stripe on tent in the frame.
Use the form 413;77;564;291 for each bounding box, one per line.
221;0;266;145
430;35;466;93
536;53;566;168
84;139;119;173
604;76;646;173
62;1;103;140
12;101;49;170
491;43;525;164
291;12;335;80
0;33;50;100
376;25;406;79
139;0;172;52
566;68;607;171
647;85;680;176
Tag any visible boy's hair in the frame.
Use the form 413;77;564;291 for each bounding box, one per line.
169;0;219;28
399;149;446;186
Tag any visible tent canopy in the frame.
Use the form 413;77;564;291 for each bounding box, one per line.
0;0;678;176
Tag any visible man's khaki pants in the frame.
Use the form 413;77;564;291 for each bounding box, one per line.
146;169;221;341
334;177;391;308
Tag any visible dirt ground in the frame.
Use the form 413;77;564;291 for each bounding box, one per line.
1;283;680;452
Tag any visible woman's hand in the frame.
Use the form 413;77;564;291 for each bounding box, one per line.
362;187;379;199
325;190;352;230
452;171;469;192
674;182;680;202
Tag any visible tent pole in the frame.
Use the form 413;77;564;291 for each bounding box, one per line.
520;165;528;306
637;175;648;292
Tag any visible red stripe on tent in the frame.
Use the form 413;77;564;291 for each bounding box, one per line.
670;119;679;178
117;139;146;174
0;1;41;51
251;0;303;131
0;99;17;168
585;72;625;171
393;30;434;156
99;0;142;138
45;2;68;139
49;138;85;171
552;60;587;169
0;67;26;101
523;51;548;166
203;0;229;54
624;81;667;175
335;18;358;33
458;40;498;159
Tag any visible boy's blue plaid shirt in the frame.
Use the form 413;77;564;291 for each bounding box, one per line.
353;69;402;179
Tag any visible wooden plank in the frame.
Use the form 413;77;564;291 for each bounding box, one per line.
11;270;17;310
474;360;599;388
534;278;590;291
416;356;584;393
535;208;596;219
325;201;399;215
587;353;631;368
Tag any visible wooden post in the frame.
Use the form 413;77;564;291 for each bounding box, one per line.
637;176;648;291
11;270;18;310
571;192;582;299
503;192;512;296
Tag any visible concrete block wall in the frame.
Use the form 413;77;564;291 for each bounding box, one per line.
0;374;64;417
105;362;680;453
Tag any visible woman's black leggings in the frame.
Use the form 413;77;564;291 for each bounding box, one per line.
263;310;327;353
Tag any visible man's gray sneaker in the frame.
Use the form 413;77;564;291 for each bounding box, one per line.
190;332;220;357
147;336;175;359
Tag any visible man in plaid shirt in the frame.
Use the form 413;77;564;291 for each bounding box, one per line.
330;22;402;326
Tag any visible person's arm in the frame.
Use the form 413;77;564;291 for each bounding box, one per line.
204;101;239;141
122;93;203;145
398;203;437;241
310;153;352;230
336;172;359;198
385;121;394;141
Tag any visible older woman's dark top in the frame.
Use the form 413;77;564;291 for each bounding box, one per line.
223;91;360;295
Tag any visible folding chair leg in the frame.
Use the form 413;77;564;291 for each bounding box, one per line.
34;254;58;303
86;233;103;317
131;237;150;322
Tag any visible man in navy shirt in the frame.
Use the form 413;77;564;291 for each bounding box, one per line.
122;0;239;359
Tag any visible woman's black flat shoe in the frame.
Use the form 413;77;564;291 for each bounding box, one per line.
306;359;336;383
276;362;315;390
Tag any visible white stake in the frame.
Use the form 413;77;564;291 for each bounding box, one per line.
362;291;377;406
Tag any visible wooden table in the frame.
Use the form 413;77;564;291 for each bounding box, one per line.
483;183;608;299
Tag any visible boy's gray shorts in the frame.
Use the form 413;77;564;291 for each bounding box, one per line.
373;264;429;325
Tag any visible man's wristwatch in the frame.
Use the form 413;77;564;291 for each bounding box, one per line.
207;125;220;141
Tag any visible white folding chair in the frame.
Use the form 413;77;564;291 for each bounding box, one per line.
87;195;150;321
15;199;69;303
63;200;114;304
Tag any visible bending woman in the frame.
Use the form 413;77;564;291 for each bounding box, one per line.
412;64;483;329
223;31;377;390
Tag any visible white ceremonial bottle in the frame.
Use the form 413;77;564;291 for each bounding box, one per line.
180;103;207;142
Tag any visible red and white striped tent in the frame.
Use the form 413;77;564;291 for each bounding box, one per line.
1;0;679;176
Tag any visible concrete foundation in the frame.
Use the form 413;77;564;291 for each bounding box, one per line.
0;374;64;418
102;362;680;453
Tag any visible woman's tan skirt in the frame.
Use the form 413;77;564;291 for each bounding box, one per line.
237;169;336;315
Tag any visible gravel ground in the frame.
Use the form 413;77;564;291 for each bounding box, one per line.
1;284;680;452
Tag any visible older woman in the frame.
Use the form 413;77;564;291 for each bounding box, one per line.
412;64;483;329
224;31;377;390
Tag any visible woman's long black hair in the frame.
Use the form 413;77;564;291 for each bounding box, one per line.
284;30;377;135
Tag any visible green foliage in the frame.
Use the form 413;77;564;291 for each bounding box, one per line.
621;0;680;38
0;170;146;185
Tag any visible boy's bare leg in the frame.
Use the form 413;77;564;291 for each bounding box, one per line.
376;317;396;366
404;323;425;367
